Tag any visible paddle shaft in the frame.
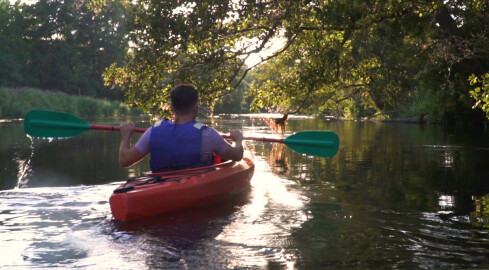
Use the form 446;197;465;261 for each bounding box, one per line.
24;110;339;157
91;124;285;143
91;124;147;133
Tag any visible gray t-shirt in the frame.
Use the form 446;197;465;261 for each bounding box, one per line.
135;122;231;164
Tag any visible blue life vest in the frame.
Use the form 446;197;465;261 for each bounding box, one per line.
149;120;207;172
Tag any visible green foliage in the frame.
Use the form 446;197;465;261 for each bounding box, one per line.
245;1;442;120
470;194;489;229
104;0;258;117
0;0;128;100
401;94;434;122
0;87;141;119
101;0;489;125
213;79;252;114
470;73;489;118
0;0;29;86
3;0;487;124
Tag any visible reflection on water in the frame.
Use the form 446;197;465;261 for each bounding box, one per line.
268;144;289;176
470;194;489;229
424;145;460;168
2;116;489;268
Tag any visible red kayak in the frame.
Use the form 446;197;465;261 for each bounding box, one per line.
109;144;255;221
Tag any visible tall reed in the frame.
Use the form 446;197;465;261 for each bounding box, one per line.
0;87;141;119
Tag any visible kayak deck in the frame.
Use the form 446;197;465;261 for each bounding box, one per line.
109;145;255;221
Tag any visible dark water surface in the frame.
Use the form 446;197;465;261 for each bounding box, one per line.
2;115;489;269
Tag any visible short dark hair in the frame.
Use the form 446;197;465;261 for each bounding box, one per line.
170;84;199;115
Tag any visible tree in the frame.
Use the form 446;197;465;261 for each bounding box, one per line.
23;0;129;97
0;0;29;86
0;0;129;99
437;1;489;120
103;0;489;123
104;0;271;117
214;73;252;114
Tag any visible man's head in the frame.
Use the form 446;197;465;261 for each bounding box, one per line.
170;84;199;115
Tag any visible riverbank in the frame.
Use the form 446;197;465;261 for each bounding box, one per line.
0;87;142;119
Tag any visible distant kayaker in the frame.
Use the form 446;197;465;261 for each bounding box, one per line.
118;84;244;172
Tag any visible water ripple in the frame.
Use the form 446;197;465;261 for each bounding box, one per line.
373;210;489;269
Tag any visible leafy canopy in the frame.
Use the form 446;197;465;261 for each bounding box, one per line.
102;0;489;121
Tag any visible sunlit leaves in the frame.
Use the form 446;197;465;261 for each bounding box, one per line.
246;0;426;117
469;73;489;117
104;0;268;117
99;0;489;123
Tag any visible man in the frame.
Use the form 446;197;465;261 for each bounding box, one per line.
119;84;244;172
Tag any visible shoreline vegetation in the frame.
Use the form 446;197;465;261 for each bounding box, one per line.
0;87;423;123
0;87;142;120
0;87;445;126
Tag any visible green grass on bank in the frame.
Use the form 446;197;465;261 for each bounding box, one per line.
0;87;142;119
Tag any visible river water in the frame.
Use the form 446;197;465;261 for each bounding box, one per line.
2;114;489;269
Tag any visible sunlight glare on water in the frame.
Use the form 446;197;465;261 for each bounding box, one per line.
0;185;149;270
215;157;308;268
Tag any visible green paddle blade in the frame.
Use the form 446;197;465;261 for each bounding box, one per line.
24;109;91;138
284;130;339;158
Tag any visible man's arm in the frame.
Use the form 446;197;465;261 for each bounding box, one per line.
219;130;244;161
119;122;146;167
